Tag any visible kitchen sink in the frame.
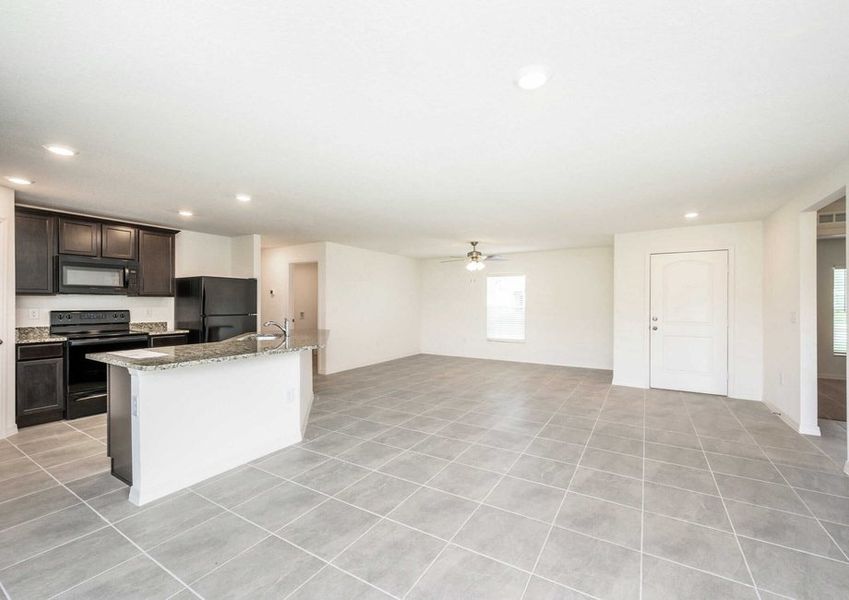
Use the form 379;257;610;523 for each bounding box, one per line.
235;333;283;341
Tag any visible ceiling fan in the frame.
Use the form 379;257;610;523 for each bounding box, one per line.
440;241;509;271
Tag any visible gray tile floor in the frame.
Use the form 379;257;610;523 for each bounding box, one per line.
1;355;849;599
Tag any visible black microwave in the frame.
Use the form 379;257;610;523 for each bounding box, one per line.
57;256;139;295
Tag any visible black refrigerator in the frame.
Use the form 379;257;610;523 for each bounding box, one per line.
175;276;258;343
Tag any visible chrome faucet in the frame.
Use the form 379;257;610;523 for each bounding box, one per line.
263;319;290;338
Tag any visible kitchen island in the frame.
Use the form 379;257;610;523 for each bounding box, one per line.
88;330;327;506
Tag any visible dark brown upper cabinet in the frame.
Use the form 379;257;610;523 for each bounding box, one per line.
58;217;101;256
102;224;138;260
16;207;177;296
15;210;56;295
138;229;175;296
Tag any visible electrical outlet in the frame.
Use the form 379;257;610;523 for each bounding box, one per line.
27;309;39;321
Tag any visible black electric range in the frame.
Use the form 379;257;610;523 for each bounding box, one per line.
50;310;150;419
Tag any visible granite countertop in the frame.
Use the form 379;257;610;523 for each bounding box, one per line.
87;329;328;372
129;322;190;336
15;327;67;344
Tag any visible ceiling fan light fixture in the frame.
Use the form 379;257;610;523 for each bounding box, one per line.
466;260;485;272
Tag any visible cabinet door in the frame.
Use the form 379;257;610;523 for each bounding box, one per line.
58;217;101;256
138;230;175;296
15;211;56;294
102;224;138;259
16;356;65;427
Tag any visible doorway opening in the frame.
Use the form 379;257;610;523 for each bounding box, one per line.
290;262;319;371
814;198;848;464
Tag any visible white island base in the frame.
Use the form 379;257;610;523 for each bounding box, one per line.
107;350;313;506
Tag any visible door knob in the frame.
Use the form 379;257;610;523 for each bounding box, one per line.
651;316;658;321
651;326;658;331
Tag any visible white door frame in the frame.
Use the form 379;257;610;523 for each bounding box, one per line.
288;261;319;330
640;245;738;397
799;186;847;439
0;207;17;439
648;250;730;395
288;260;322;374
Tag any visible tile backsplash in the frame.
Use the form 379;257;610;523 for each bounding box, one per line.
16;295;175;328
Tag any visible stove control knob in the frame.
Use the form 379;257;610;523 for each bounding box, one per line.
112;313;117;318
57;314;63;320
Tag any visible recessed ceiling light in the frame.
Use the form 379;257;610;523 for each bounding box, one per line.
516;65;550;90
236;194;251;202
178;210;193;217
684;212;699;219
5;176;33;185
43;144;77;157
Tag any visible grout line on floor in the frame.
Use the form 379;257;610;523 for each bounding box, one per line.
723;402;849;565
681;392;763;600
1;435;201;599
518;380;614;599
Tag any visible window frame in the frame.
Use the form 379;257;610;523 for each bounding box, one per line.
485;273;527;343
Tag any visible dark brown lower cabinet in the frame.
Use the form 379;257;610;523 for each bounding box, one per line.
16;343;65;427
149;333;188;348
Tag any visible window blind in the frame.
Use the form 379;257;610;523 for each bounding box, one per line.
834;267;846;356
486;275;526;341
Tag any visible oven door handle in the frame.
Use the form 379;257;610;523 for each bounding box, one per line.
73;393;108;403
67;335;150;347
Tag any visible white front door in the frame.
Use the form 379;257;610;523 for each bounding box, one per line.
650;250;728;395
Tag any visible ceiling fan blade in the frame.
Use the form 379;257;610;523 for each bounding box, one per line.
483;255;509;261
440;258;467;263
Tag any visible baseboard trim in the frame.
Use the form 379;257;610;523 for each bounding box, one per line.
761;400;821;437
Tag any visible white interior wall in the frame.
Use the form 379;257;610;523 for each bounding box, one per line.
763;156;849;438
419;247;613;369
817;238;846;380
174;230;233;278
1;187;17;437
323;242;421;374
229;234;262;327
613;221;764;401
230;235;261;279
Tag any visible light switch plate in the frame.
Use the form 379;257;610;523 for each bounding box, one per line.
28;309;39;320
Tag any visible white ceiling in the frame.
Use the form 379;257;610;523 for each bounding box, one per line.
2;1;848;258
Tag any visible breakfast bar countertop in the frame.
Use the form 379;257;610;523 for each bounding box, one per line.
87;329;327;372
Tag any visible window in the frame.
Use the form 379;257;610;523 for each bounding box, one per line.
487;275;526;342
834;267;847;356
